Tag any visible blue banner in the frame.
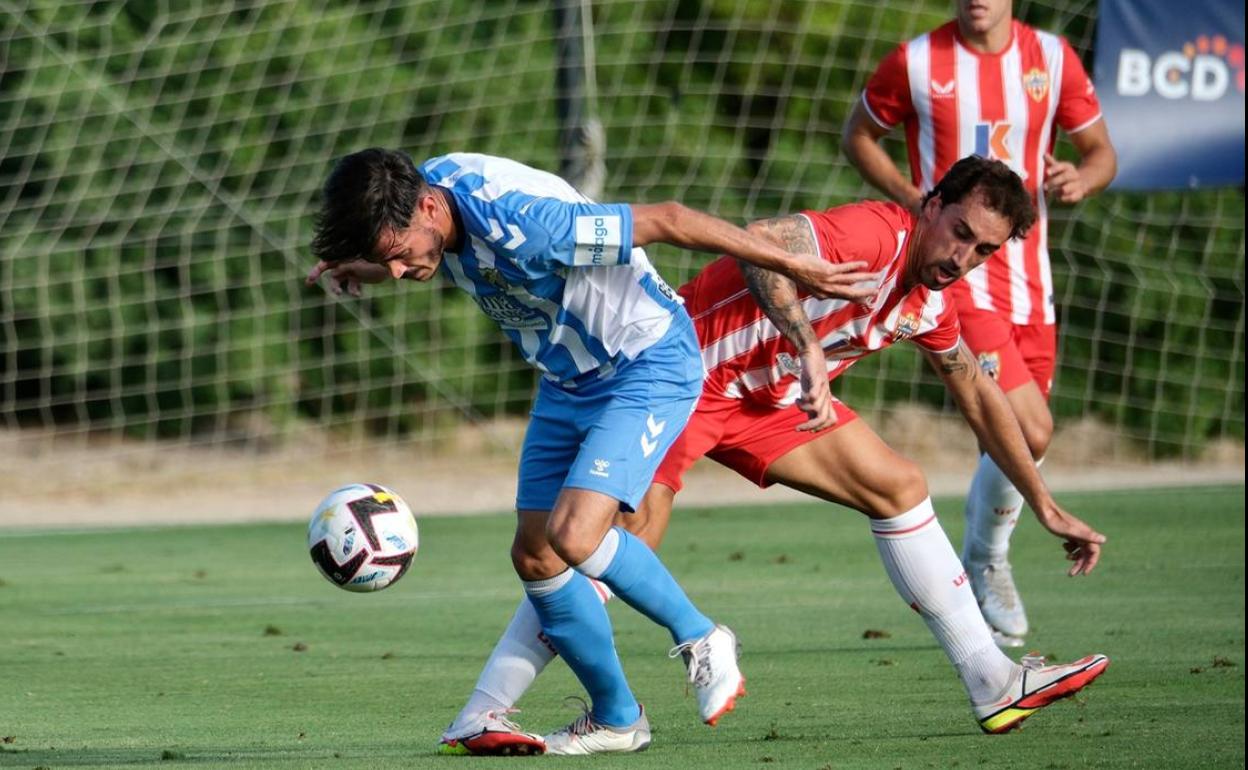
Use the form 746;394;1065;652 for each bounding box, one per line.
1095;0;1245;189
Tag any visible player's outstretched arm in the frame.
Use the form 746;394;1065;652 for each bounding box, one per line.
629;202;876;301
924;342;1106;575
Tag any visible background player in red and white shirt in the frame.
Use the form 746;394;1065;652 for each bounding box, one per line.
841;0;1118;646
441;157;1110;740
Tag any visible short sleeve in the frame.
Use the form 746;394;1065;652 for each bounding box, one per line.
478;197;635;271
863;44;914;129
912;312;961;354
801;202;905;273
1055;38;1102;134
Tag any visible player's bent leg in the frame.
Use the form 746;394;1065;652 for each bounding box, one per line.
762;422;1082;729
1004;379;1053;460
616;482;745;725
763;419;928;518
513;508;643;732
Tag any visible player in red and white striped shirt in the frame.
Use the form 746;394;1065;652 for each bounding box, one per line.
842;0;1117;646
442;157;1110;739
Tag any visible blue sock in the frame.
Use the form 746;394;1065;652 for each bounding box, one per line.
579;527;714;644
523;569;641;728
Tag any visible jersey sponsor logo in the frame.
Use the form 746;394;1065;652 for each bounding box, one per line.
931;78;956;98
975;122;1012;161
776;352;803;377
476;294;548;330
977;350;1001;381
1023;67;1050;102
574;215;622;266
893;312;920;341
1117;34;1245;101
651;273;677;301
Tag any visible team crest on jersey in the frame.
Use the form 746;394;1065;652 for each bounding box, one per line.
776;352;803;377
1023;68;1049;102
479;267;509;291
977;351;1001;381
892;312;920;341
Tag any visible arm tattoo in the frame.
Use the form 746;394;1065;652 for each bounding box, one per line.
738;216;819;350
936;342;980;382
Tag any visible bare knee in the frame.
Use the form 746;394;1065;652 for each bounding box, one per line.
868;459;929;519
544;517;599;566
1019;410;1053;459
510;530;566;580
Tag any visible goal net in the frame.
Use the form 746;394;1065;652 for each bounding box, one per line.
1;0;1242;507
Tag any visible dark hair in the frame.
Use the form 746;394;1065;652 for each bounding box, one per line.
922;155;1037;240
311;148;430;265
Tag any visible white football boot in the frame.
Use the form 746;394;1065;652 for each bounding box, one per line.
965;558;1029;643
973;653;1110;733
542;701;651;755
437;709;545;756
669;624;746;725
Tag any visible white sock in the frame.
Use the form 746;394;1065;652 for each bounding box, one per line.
445;580;614;736
871;498;1016;704
963;453;1031;563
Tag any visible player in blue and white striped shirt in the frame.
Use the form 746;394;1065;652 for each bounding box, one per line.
308;149;873;755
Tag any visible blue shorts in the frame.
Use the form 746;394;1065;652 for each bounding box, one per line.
516;318;703;513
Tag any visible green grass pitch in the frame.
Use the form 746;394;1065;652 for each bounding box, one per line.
1;485;1243;769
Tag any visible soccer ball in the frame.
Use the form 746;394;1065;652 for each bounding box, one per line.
307;483;418;592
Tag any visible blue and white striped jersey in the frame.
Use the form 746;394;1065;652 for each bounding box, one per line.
420;153;687;385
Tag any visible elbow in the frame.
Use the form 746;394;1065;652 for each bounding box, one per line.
840;132;858;160
840;133;858;164
651;201;685;241
745;219;770;238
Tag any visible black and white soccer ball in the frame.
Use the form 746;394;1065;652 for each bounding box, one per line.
307;483;418;592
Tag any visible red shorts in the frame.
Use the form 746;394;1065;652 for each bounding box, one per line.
653;393;859;492
957;305;1057;399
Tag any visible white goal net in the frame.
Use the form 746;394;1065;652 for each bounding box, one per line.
1;0;1242;512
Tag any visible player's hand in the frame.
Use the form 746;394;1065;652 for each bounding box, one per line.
1043;153;1089;204
794;345;836;433
306;259;391;297
786;258;878;301
1032;503;1106;576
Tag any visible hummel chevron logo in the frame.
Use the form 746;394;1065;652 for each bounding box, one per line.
502;224;526;250
486;218;504;242
640;413;667;458
647;414;666;436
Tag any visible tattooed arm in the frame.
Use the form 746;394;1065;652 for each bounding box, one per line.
925;341;1106;575
736;215;860;431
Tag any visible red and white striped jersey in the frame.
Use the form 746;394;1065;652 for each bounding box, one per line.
680;201;961;408
861;20;1102;326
